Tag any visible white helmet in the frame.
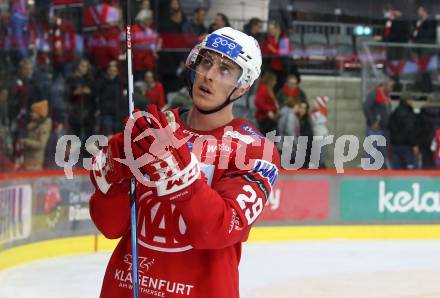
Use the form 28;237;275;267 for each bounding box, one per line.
186;27;262;89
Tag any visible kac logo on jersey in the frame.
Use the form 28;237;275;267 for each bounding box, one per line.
251;159;278;186
206;34;242;59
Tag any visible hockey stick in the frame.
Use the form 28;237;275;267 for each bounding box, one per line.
125;1;140;297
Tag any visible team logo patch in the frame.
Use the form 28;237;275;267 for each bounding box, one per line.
206;34;242;59
251;159;278;186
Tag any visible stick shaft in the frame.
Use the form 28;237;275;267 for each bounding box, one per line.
125;2;139;297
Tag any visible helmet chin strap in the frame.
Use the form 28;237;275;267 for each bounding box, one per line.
194;87;239;115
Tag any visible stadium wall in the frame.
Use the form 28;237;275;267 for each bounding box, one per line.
1;170;440;270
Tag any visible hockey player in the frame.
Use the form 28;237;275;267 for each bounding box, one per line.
89;27;280;297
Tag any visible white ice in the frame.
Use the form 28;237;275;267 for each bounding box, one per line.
1;240;440;298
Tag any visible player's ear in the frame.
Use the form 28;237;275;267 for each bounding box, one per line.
231;86;249;100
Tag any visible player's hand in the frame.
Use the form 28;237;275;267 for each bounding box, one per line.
90;133;131;194
125;105;202;201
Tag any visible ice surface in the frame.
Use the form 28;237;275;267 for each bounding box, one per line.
1;240;440;298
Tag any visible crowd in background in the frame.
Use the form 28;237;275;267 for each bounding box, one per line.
363;3;440;171
380;4;438;93
0;0;439;172
363;76;440;171
0;0;310;172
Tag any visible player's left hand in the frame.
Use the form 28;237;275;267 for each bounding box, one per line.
125;105;203;201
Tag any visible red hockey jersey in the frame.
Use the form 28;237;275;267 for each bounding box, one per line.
89;109;280;298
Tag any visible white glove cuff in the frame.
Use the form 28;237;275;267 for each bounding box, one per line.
155;152;201;197
92;150;112;194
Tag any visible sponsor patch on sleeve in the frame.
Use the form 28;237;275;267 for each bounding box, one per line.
250;159;278;186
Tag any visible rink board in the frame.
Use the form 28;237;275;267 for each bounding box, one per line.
0;170;439;271
2;224;440;271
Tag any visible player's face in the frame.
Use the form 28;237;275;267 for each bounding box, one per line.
192;50;242;110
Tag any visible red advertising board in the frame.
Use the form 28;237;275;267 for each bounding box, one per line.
259;179;329;222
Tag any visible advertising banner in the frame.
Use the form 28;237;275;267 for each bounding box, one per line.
0;175;96;250
259;179;330;222
340;179;440;221
0;185;32;245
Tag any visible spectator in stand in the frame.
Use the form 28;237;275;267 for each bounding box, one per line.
0;86;12;170
49;13;76;79
239;18;265;123
362;77;395;169
411;5;437;93
277;95;299;166
8;58;43;121
310;96;330;168
415;93;440;169
44;113;66;169
66;59;95;145
380;5;410;90
297;100;314;169
208;13;230;33
133;84;149;110
381;5;409;43
19;99;52;171
94;61;122;136
140;0;151;10
387;94;418;170
0;125;14;172
243;17;264;42
0;86;9;128
7;0;31;63
431;127;440;170
144;70;166;109
260;20;290;93
276;74;306;107
132;9;160;81
411;5;437;44
158;0;185;22
105;24;123;68
255;71;278;135
166;86;193;110
87;27;109;73
83;0;122;29
8;59;40;169
182;7;207;48
0;10;9;76
158;8;186;94
32;10;51;68
269;0;293;33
